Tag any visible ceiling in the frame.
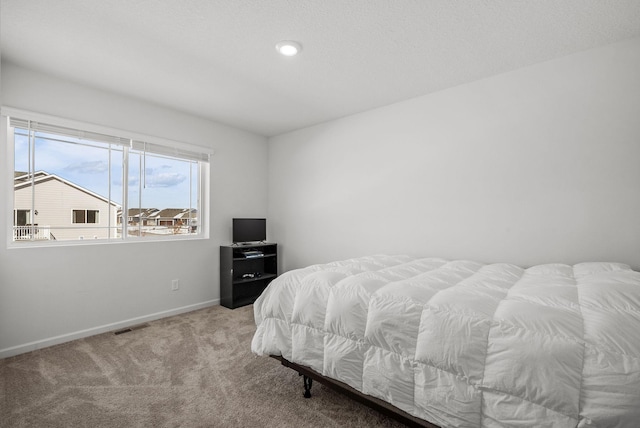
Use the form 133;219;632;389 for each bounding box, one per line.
2;1;640;137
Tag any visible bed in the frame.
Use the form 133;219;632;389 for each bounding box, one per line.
251;255;640;428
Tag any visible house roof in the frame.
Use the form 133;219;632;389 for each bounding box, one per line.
149;208;197;219
14;171;120;207
119;208;160;218
116;208;197;220
14;171;48;183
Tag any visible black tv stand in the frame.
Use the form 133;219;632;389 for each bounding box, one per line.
220;243;277;309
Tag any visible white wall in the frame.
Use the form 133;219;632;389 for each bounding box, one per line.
268;37;640;272
0;63;268;357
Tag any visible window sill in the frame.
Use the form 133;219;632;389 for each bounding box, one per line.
7;233;210;249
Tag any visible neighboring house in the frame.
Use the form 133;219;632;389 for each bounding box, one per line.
13;171;120;241
117;208;198;235
118;208;160;226
149;208;197;228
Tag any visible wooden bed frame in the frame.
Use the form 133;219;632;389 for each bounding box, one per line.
273;356;440;428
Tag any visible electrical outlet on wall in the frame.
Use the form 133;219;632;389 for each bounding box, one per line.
171;279;180;291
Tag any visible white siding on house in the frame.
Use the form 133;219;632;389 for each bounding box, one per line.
13;178;118;241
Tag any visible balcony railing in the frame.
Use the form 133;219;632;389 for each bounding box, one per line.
13;225;52;241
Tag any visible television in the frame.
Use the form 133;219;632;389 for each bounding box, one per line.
232;218;266;244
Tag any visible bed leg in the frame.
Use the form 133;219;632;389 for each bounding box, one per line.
300;374;313;398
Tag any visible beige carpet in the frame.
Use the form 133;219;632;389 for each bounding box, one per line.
1;305;405;427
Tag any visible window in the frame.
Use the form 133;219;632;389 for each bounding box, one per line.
5;110;211;245
72;210;99;224
14;209;32;226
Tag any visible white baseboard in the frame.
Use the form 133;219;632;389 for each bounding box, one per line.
0;299;220;359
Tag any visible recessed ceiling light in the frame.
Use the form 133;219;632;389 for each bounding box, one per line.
275;41;302;56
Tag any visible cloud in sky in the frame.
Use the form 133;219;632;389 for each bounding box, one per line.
146;172;187;188
65;160;108;174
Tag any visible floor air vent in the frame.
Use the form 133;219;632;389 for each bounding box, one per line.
114;323;149;335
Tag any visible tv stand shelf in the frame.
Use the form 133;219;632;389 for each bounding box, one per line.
233;273;277;284
220;243;277;309
232;252;277;261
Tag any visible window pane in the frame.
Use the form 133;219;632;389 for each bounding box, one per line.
126;150;144;237
72;210;86;223
15;210;30;226
87;210;99;223
127;149;199;238
110;147;124;239
190;161;199;234
13;131;31;241
13;127;120;242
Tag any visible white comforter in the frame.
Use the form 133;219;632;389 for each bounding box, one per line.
251;255;640;428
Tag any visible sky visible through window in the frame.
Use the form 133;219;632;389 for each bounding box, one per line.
14;130;197;209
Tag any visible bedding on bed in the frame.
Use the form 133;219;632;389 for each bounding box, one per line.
251;255;640;428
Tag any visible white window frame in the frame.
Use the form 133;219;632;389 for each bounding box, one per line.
3;107;212;248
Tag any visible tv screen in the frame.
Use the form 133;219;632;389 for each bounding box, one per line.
233;218;266;243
